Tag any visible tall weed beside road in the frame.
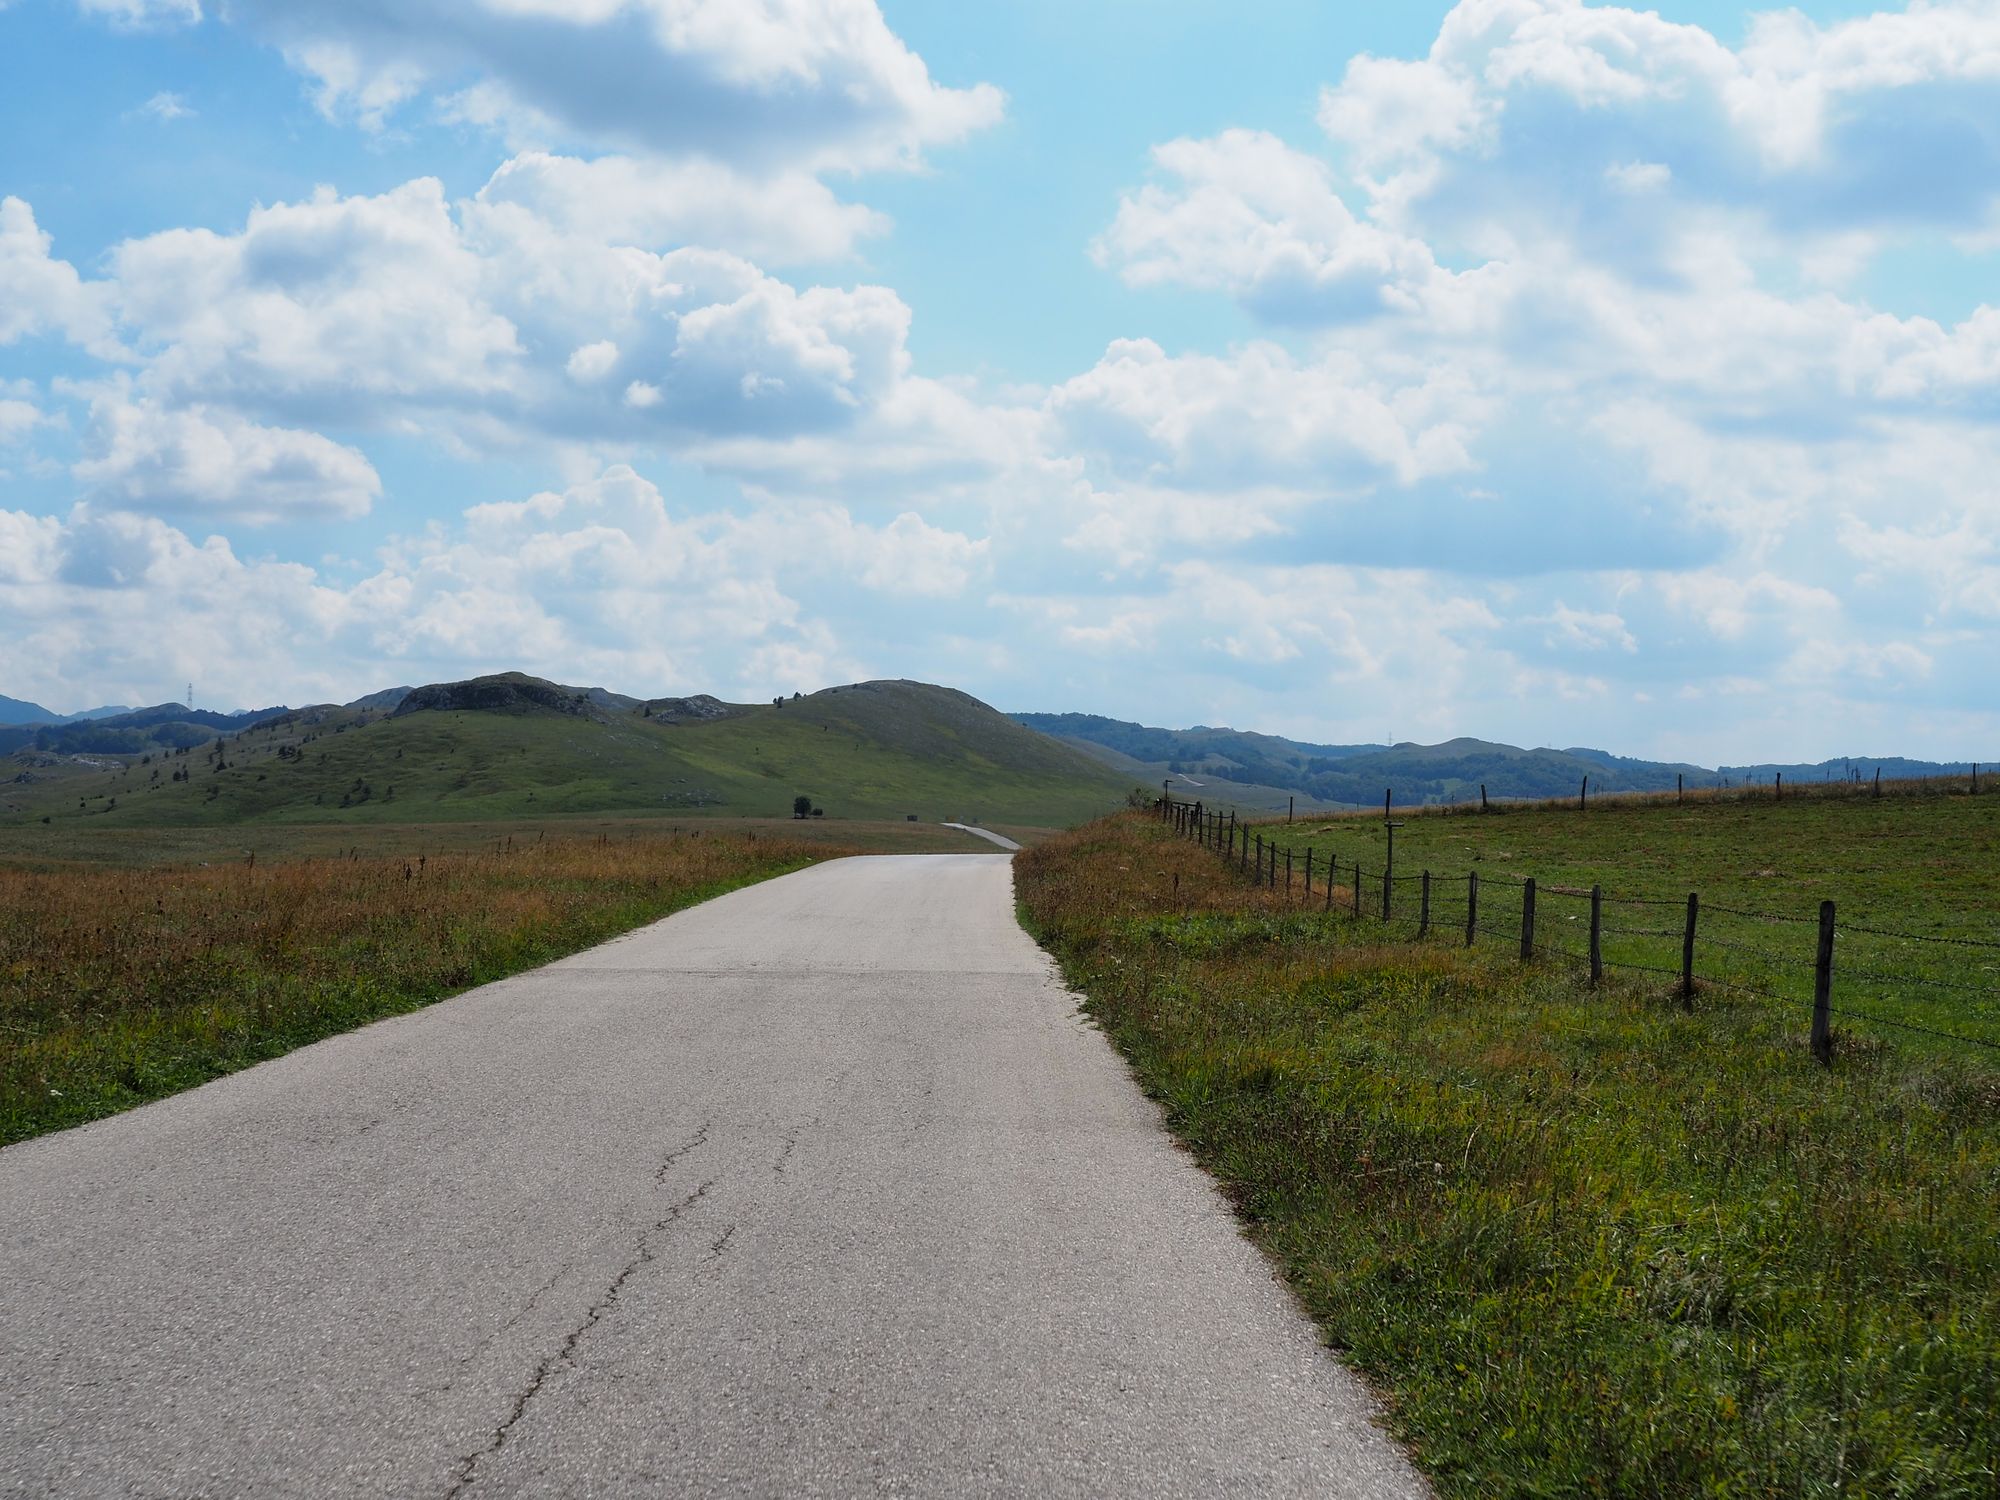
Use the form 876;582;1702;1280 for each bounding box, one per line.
1018;812;2000;1498
1;831;846;1144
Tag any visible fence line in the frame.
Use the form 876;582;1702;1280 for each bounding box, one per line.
1157;797;2000;1063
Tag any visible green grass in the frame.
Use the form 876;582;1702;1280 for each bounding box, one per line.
1020;812;2000;1497
1226;787;2000;1050
0;680;1130;842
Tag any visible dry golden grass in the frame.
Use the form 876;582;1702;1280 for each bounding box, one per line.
1;828;850;1143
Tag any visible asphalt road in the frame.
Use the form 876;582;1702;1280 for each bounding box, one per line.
0;854;1428;1498
939;823;1022;851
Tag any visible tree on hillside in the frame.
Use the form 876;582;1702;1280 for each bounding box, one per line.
792;794;812;820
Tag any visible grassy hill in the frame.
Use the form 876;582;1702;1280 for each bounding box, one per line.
0;676;1131;844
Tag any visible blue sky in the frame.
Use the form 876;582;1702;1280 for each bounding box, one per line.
2;0;1997;763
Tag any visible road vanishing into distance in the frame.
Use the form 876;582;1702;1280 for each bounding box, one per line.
1;854;1427;1498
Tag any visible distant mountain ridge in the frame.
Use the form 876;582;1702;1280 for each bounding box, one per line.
0;702;288;756
0;696;136;727
1014;712;1984;809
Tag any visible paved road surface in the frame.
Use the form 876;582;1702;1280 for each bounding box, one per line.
1;854;1427;1498
940;823;1022;851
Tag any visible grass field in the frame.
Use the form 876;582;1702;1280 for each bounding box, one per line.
0;813;1027;871
1224;784;2000;1051
0;827;861;1145
1019;811;2000;1496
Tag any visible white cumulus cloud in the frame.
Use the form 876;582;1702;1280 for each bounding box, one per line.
220;0;1003;170
69;385;382;523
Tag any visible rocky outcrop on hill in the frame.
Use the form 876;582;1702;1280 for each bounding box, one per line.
643;694;739;724
393;673;609;720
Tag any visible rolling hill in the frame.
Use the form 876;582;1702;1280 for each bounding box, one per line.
0;676;1132;836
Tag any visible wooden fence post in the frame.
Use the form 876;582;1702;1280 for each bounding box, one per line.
1874;768;1881;798
1520;878;1537;962
1776;772;1783;800
1589;885;1603;986
1241;827;1250;873
1381;866;1391;922
1384;788;1392;820
1580;776;1588;811
1677;772;1683;804
1420;871;1431;938
1285;847;1293;894
1812;901;1835;1067
1352;862;1362;916
1304;848;1313;898
1681;893;1699;1012
1466;871;1478;946
1324;855;1335;912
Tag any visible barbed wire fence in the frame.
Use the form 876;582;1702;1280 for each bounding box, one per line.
1156;796;2000;1065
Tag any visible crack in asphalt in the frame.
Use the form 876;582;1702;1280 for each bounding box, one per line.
443;1126;719;1498
442;1264;571;1382
417;1262;578;1406
653;1120;713;1185
772;1067;854;1179
443;1180;714;1498
772;1127;802;1178
706;1224;736;1262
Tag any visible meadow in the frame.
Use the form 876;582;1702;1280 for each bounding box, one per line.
0;827;856;1144
1019;809;2000;1496
1224;783;2000;1052
0;812;1014;871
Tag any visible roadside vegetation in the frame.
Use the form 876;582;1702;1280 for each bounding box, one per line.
1;829;852;1145
1018;810;2000;1497
0;812;999;870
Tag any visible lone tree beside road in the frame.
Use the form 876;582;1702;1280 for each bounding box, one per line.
793;795;812;820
